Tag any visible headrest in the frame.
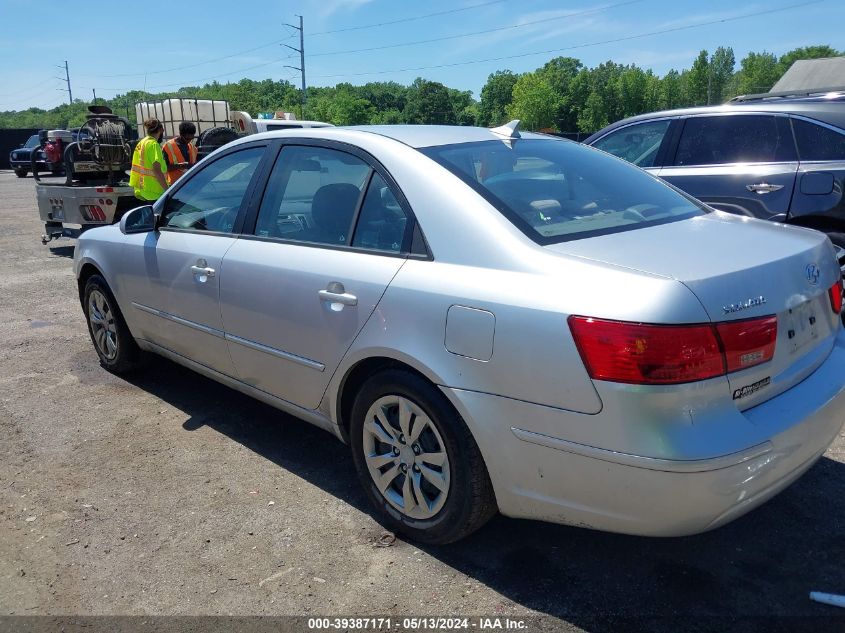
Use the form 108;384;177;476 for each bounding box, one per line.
311;183;361;236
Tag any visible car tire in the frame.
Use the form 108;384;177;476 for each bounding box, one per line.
350;369;496;544
14;169;27;178
196;126;240;160
83;274;141;374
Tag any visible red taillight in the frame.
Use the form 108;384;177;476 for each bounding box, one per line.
829;281;843;314
567;317;724;384
716;316;777;372
569;315;778;385
95;187;114;193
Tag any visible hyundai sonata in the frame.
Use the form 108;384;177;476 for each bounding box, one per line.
74;121;845;544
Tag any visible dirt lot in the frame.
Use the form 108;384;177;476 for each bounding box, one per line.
0;170;844;631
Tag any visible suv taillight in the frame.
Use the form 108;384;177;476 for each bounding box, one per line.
568;315;777;385
829;281;843;314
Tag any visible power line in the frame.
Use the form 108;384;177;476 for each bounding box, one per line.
91;39;289;78
312;0;825;79
308;0;509;35
72;2;502;83
310;0;645;58
99;56;297;92
0;77;57;98
0;83;62;107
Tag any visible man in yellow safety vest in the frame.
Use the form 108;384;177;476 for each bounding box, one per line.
161;121;198;186
129;118;168;201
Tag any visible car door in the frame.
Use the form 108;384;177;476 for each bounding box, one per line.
787;116;845;232
588;118;675;175
219;142;417;409
657;113;798;221
127;144;268;376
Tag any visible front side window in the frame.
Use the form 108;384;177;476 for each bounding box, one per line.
792;118;845;161
591;119;671;167
422;139;705;244
254;145;371;246
674;115;793;165
161;146;264;233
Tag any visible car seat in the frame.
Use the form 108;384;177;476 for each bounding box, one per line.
305;182;362;244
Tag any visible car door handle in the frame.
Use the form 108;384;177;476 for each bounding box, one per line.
190;265;216;277
318;289;358;306
746;183;784;194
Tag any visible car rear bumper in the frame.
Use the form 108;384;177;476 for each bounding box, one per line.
443;326;845;536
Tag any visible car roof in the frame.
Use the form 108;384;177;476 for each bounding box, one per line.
258;120;333;127
585;99;845;142
236;124;554;150
344;125;550;148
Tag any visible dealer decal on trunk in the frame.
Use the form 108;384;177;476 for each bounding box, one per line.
733;376;771;400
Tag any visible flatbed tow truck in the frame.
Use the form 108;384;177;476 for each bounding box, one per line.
33;99;237;245
33;105;137;244
32;99;327;244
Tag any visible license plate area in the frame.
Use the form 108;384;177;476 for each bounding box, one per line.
786;300;819;354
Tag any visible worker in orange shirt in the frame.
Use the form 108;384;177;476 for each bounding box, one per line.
161;122;198;185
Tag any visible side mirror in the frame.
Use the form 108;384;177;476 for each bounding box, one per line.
119;205;156;234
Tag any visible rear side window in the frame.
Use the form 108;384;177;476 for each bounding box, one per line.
422;139;705;244
591;119;671;167
254;145;371;245
792;118;845;161
351;172;408;253
674;115;793;165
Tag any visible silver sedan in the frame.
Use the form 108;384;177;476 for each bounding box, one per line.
74;122;845;544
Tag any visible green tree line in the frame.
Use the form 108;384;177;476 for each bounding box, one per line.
1;45;840;133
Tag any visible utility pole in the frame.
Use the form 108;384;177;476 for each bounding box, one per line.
58;60;73;104
283;15;306;118
92;88;97;104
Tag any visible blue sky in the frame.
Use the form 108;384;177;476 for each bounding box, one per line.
1;0;843;111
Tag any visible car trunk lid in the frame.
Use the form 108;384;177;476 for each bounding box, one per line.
547;212;842;409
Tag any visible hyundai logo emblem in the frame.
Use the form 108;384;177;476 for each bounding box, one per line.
806;264;820;285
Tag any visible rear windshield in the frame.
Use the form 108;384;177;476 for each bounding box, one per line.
421;138;705;244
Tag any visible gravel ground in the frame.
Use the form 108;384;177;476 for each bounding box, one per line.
0;170;844;631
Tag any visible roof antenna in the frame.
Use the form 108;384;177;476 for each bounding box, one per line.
491;119;521;139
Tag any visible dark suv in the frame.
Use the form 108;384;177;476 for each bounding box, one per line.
584;91;845;249
9;133;47;178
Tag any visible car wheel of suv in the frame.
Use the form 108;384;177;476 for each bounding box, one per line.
14;169;27;178
350;369;496;544
83;274;140;374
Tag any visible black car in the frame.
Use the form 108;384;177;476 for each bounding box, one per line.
9;133;47;178
584;90;845;250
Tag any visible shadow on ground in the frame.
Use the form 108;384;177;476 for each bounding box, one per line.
120;355;845;629
47;245;75;259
